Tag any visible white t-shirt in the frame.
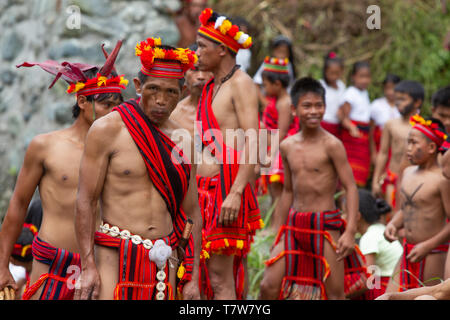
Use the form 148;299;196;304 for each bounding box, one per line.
370;97;401;128
359;223;403;277
9;262;27;283
340;86;372;123
319;79;346;124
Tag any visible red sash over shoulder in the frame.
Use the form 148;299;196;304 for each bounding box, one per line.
111;99;194;295
196;79;263;257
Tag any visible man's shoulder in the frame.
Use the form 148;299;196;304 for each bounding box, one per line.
89;111;124;138
230;69;254;88
322;130;344;151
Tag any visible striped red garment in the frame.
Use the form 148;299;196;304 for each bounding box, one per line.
340;120;371;187
112;99;194;295
196;78;262;258
265;208;368;300
22;236;81;300
399;239;449;292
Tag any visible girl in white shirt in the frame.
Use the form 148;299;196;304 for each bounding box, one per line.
338;61;373;187
370;74;401;151
319;51;346;138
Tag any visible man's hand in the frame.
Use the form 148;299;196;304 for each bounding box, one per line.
375;293;392;300
349;124;361;138
384;223;398;242
0;268;18;293
406;241;432;263
336;231;355;261
182;280;201;300
73;265;101;300
220;191;242;226
372;181;382;198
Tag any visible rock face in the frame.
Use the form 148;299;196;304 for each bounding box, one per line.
0;0;181;222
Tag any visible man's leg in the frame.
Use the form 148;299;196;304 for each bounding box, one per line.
385;258;401;293
96;246;118;300
323;230;345;300
259;238;285;299
208;253;236;300
422;252;447;287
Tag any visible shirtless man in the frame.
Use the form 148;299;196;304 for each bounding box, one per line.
175;0;208;48
0;42;126;300
74;39;201;300
259;78;362;300
372;81;425;211
384;116;450;293
195;8;262;299
170;44;212;136
443;149;450;179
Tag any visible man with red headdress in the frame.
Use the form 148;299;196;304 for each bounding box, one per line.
0;41;127;300
74;38;202;300
195;8;263;300
384;115;450;293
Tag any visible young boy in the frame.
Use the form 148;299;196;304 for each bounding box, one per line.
384;116;450;292
260;57;299;233
372;80;425;210
259;78;367;300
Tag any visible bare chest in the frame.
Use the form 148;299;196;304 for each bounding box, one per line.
43;145;83;188
287;144;332;175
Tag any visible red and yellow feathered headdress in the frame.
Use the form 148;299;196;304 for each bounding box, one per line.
410;114;448;147
263;56;289;74
198;8;252;53
17;40;128;97
135;37;197;79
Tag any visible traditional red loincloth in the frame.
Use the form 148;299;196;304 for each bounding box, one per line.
265;208;368;300
398;239;449;292
321;121;341;139
22;237;80;300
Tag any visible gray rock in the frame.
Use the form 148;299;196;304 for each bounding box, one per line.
52;102;74;125
71;0;111;17
152;0;181;13
48;39;83;59
1;30;24;61
0;69;16;85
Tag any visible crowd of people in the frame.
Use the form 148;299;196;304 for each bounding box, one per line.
0;2;449;301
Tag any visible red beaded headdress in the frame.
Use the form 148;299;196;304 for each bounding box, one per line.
197;8;252;53
135;37;197;79
410;114;448;147
263;56;289;74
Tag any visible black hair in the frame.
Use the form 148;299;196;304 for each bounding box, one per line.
323;51;344;86
382;73;401;86
358;189;391;225
351;61;370;76
71;68;124;119
432;86;450;109
290;77;326;108
271;35;296;79
394;80;425;106
231;16;251;33
137;45;186;88
261;70;290;88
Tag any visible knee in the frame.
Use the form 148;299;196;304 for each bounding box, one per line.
208;267;233;291
259;275;279;299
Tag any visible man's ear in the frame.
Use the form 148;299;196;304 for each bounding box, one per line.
133;77;142;95
77;95;88;111
428;141;438;155
218;43;228;57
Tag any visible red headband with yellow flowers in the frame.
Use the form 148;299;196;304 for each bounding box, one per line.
410;114;448;147
263;56;289;74
135;37;198;79
198;8;252;53
17;40;128;97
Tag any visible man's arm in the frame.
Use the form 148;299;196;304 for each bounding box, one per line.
372;121;392;196
179;164;202;300
270;141;293;233
328;138;358;260
220;75;259;226
338;102;360;138
74;119;114;300
0;136;45;291
277;98;292;142
443;149;450;179
377;279;450;300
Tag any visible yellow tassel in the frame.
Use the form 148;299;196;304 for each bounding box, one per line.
234;31;243;41
97;76;107;87
205;241;211;249
177;264;186;279
219;19;232;34
269;174;281;183
224;239;229;247
236;240;244;250
259;219;265;228
119;77;129;87
154;47;165;59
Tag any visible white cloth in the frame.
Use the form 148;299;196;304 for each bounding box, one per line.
370;97;401;128
9;262;26;283
236;49;252;73
359;223;403;277
319;79;346;124
340;86;372;123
